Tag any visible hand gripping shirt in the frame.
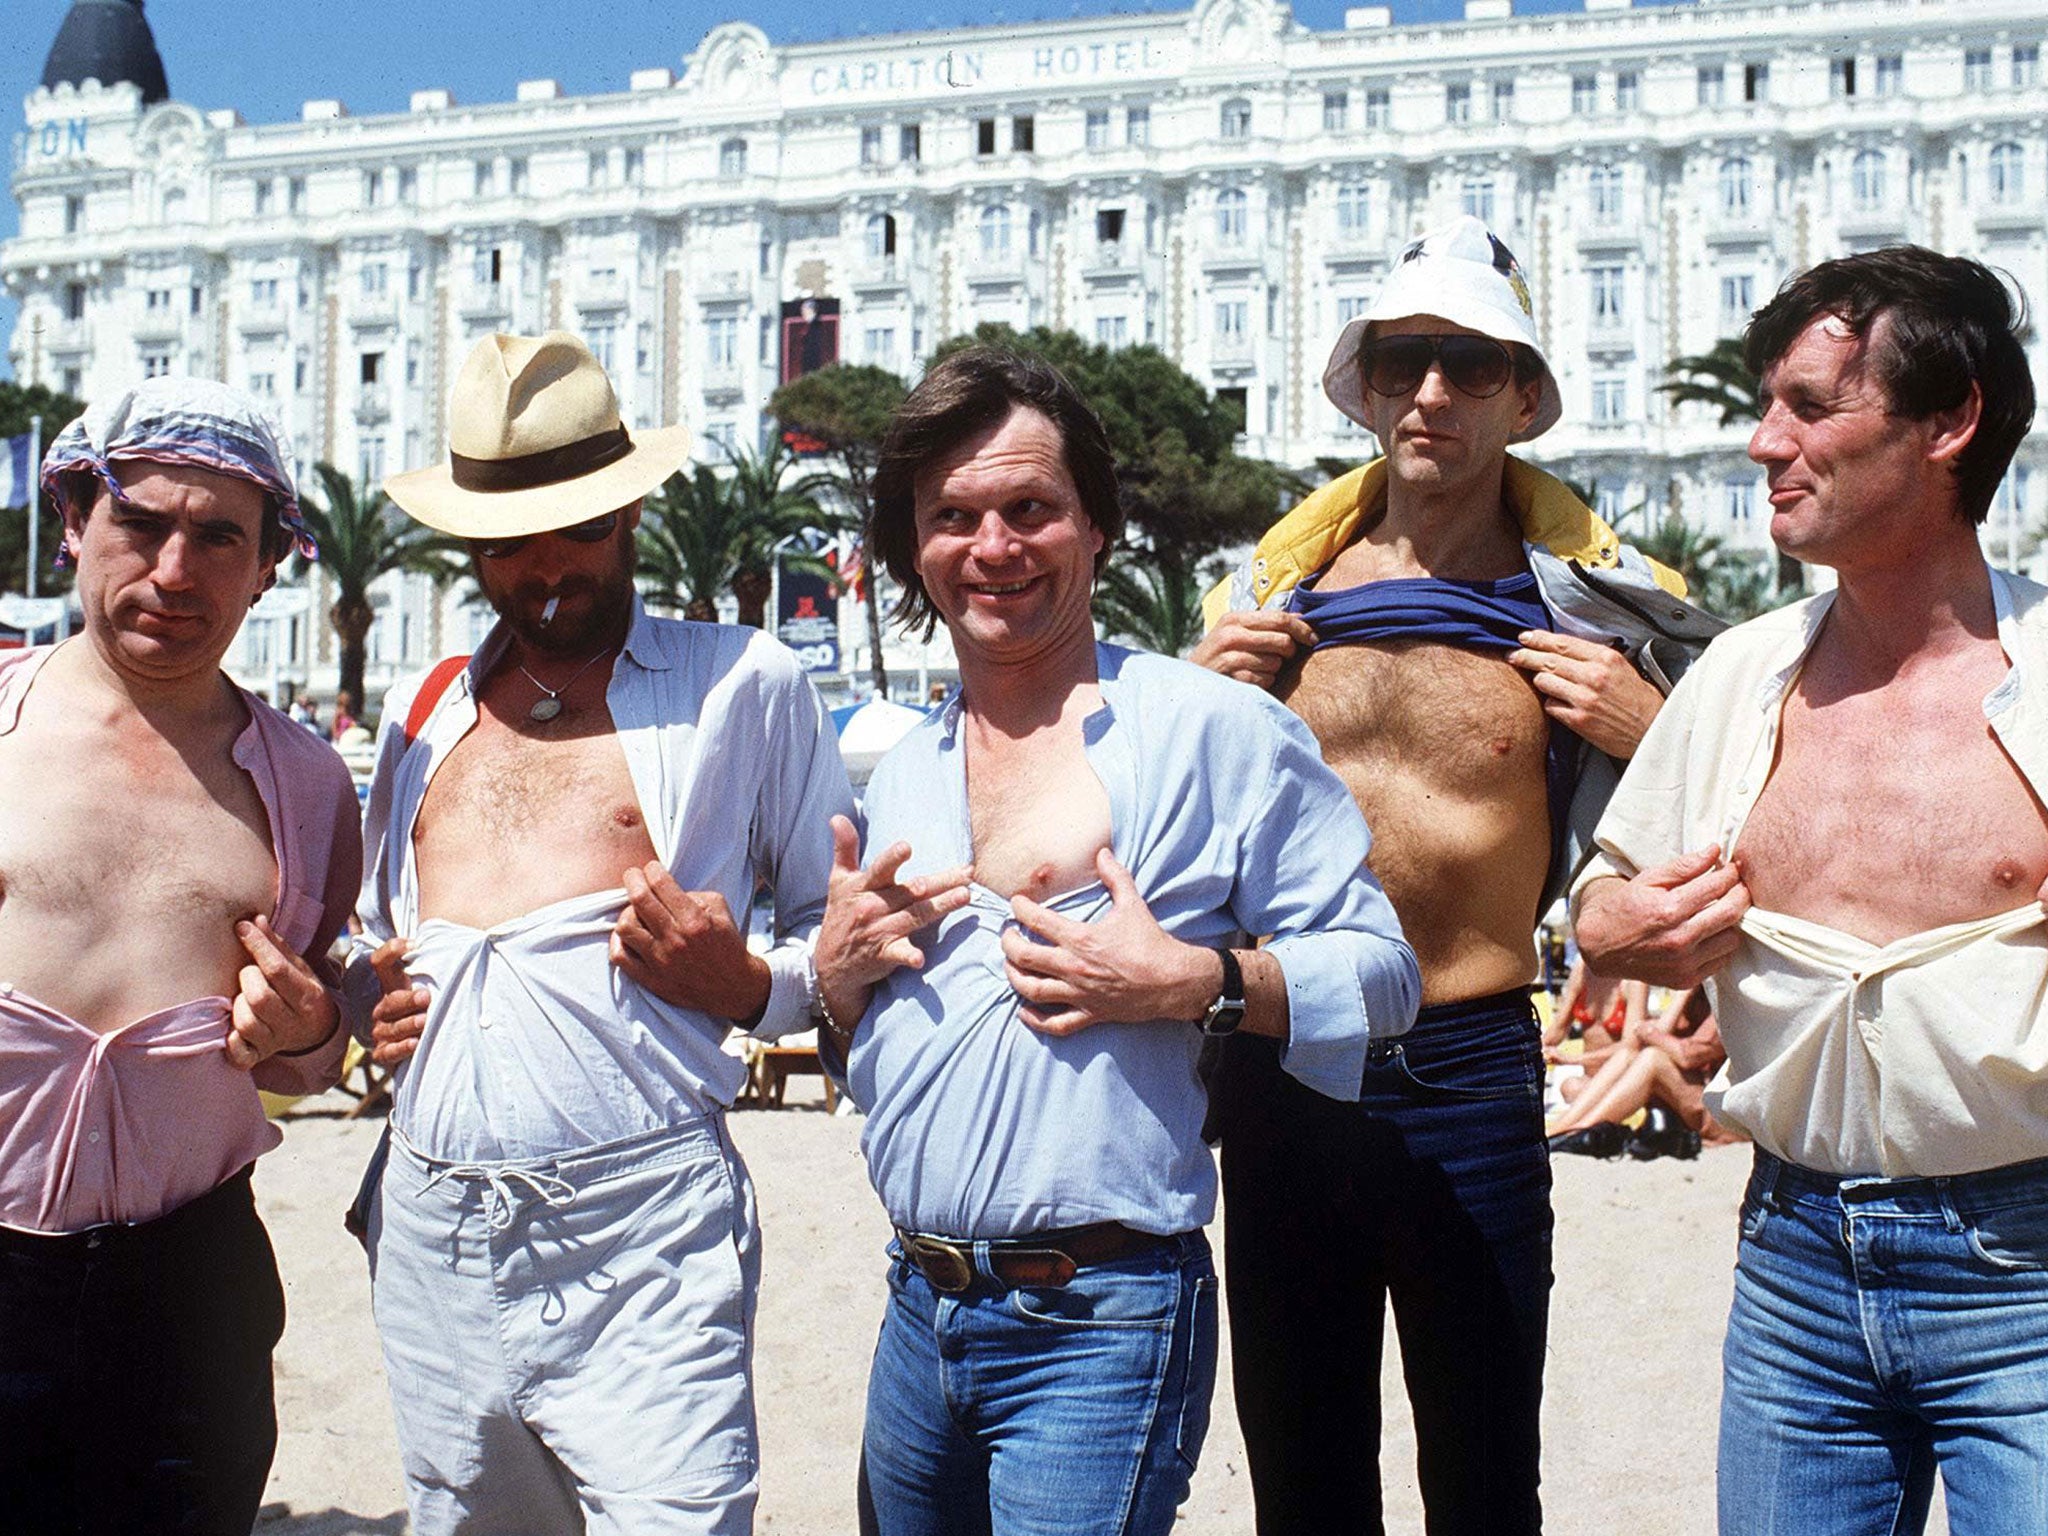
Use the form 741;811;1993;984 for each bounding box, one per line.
0;646;361;1233
849;644;1420;1239
345;598;855;1162
1574;568;2048;1178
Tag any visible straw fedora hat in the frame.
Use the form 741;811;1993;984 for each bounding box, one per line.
384;331;692;537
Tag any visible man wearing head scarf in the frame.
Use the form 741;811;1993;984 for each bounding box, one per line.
0;378;363;1534
1192;218;1722;1534
348;332;853;1535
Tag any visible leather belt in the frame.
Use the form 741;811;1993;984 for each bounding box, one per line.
894;1221;1175;1293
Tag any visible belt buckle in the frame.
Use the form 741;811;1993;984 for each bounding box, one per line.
905;1234;975;1294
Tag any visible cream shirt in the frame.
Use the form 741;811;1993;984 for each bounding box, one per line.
1573;567;2048;1178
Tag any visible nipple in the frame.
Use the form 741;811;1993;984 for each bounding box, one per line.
1992;857;2026;889
1489;736;1513;758
613;805;643;831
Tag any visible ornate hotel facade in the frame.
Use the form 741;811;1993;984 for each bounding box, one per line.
6;0;2046;697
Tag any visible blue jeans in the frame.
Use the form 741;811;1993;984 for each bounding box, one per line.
1214;990;1553;1536
1720;1150;2048;1536
860;1230;1218;1536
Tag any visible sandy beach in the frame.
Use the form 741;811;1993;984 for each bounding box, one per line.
249;1088;1945;1535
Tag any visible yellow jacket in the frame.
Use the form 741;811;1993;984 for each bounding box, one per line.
1201;454;1686;628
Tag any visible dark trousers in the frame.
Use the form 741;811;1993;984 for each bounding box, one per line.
1215;991;1553;1536
0;1166;285;1536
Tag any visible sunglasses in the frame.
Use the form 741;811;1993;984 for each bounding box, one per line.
472;509;620;561
1360;334;1517;400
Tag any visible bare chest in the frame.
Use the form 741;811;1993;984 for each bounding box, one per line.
966;729;1113;902
413;710;659;926
1281;641;1549;797
1737;675;2048;940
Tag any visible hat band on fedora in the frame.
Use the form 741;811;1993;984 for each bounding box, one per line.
450;424;634;494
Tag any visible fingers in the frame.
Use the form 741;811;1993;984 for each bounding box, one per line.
1647;846;1726;889
1096;849;1141;906
1007;893;1087;949
1192;612;1314;687
1018;1004;1095;1036
370;936;413;996
225;988;266;1070
237;916;320;1006
830;814;862;874
1513;629;1605;663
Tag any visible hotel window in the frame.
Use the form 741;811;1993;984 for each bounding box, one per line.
1337;295;1370;326
1215;188;1248;245
508;158;528;194
1095;315;1128;348
1126;105;1150;146
1831;57;1857;98
1589;165;1623;224
474;245;503;286
1615;71;1639;112
1722;476;1754;525
900;124;922;162
146;287;171;311
474;159;494;196
360;263;387;297
2017;45;2040;88
586;322;617;374
978;204;1013;259
704;315;738;368
359;435;386;491
64;195;84;233
1592;375;1626;423
864;327;894;365
1086;108;1111;149
976;118;997;156
1363;89;1390;128
1491;80;1515;119
1011;115;1035;153
1721;273;1755;325
1323;91;1348;132
1851;148;1886;209
1214;300;1248;347
1874;55;1902;97
1460;178;1495;226
288;177;306;213
1335;183;1371;238
1720;156;1753;216
360;351;382;385
866;212;897;259
142;350;171;378
1220;98;1252;140
718;138;747;178
65;282;86;319
397;167;417;204
363;169;384;205
189;284;203;316
1571;74;1598;115
1965;48;1994;92
860;125;883;165
1697;66;1725;108
1590;265;1625;326
249;371;276;398
250;277;278;307
1445;83;1471;123
589;151;611;186
623;148;643;184
1744;63;1769;102
1990;142;2025;204
254;179;273;215
1096;207;1125;247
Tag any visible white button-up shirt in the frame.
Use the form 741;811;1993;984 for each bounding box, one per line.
1574;568;2048;1178
346;599;854;1161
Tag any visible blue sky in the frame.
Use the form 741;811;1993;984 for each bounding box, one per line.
2;0;1623;378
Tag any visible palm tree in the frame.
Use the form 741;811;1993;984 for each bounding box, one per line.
1660;338;1800;597
1092;544;1211;658
1628;507;1727;592
637;440;838;628
294;463;461;710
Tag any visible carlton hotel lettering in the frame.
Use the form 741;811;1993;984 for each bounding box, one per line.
5;0;2045;702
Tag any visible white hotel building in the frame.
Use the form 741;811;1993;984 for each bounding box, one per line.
5;0;2046;699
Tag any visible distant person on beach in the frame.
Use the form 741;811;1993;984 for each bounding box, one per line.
350;331;852;1535
1191;215;1720;1534
1577;246;2048;1535
813;346;1418;1535
0;381;360;1534
329;686;358;742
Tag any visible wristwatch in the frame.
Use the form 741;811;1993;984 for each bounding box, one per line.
1199;949;1248;1037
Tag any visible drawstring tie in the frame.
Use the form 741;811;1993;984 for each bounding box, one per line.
420;1162;577;1233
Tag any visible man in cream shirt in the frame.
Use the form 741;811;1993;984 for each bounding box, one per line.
1575;247;2046;1536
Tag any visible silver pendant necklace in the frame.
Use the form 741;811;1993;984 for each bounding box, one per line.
517;648;610;723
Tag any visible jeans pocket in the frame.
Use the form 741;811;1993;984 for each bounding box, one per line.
1963;1196;2048;1272
1007;1259;1180;1329
1174;1274;1219;1475
1392;1038;1542;1104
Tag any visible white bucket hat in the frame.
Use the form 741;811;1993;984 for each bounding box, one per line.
385;331;692;538
1322;215;1562;443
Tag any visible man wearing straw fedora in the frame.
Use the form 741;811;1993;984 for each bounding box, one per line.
1193;217;1720;1534
349;331;854;1535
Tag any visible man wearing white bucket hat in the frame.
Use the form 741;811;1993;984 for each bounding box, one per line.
1194;217;1720;1533
349;331;854;1535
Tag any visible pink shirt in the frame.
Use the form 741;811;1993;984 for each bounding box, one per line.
0;646;364;1233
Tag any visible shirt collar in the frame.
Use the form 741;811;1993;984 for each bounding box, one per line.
466;591;671;689
934;641;1122;749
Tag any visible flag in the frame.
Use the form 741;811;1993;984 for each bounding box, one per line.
827;538;867;602
0;435;31;510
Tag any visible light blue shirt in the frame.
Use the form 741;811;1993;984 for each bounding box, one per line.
345;597;855;1161
849;643;1419;1238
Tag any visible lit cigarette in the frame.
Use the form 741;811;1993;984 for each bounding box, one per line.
541;596;560;626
